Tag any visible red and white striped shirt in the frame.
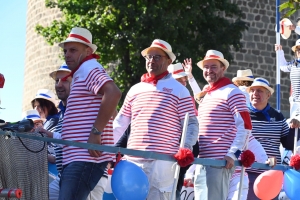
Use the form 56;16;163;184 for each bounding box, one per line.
115;74;197;157
198;84;251;159
62;59;115;165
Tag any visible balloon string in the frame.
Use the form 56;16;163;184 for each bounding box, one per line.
114;152;122;168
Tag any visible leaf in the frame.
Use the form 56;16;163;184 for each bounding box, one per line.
284;8;297;17
279;2;293;11
289;2;295;8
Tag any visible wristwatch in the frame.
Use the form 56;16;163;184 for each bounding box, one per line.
91;126;103;135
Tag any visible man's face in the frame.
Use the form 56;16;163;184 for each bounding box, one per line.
55;71;71;102
63;42;92;71
202;59;225;84
144;48;172;76
176;76;187;87
249;86;271;108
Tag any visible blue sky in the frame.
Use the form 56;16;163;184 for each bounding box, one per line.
0;1;27;122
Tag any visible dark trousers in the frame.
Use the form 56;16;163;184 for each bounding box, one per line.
247;171;280;200
59;161;108;200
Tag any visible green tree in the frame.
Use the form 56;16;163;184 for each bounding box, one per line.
36;0;247;102
279;0;300;17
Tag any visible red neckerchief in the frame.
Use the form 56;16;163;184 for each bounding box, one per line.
61;54;100;81
140;71;169;86
206;77;232;93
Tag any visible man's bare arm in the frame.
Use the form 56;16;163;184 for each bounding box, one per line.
94;81;122;131
88;81;121;157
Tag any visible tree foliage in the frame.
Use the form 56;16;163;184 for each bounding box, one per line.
36;0;247;102
279;0;300;17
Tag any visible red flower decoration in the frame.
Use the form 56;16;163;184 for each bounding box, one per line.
241;150;255;167
290;154;300;170
0;73;5;88
174;148;194;167
183;179;194;187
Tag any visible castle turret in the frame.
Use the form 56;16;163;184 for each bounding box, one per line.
23;0;62;111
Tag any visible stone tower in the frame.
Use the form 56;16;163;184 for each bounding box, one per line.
23;0;62;111
24;0;298;116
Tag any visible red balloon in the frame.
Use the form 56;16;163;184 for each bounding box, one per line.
254;170;283;200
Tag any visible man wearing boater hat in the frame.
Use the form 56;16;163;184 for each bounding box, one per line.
194;50;252;200
57;27;121;199
245;77;292;200
113;39;199;199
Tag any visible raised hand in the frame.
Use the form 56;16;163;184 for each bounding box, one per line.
274;44;282;51
182;58;193;77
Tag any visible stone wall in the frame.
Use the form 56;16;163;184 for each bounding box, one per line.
227;0;300;116
23;0;62;111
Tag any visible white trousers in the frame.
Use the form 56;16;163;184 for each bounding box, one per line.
194;165;234;200
227;174;249;200
194;165;207;200
127;159;176;200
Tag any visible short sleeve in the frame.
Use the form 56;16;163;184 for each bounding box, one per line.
85;68;112;95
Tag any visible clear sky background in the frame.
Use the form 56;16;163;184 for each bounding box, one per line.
0;1;27;122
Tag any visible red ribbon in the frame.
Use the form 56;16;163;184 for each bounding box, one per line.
281;20;285;34
68;34;91;43
153;42;167;50
7;190;12;198
173;69;184;74
204;55;221;60
114;152;122;168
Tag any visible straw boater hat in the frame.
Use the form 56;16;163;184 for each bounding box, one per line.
246;77;274;95
141;39;176;62
49;63;71;80
58;27;97;53
197;50;229;70
275;18;293;40
22;109;44;122
168;63;188;79
232;69;254;82
292;39;300;52
32;89;58;106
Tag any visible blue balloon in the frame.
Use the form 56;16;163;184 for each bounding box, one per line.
103;192;116;200
283;169;300;200
48;162;58;176
111;160;149;200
